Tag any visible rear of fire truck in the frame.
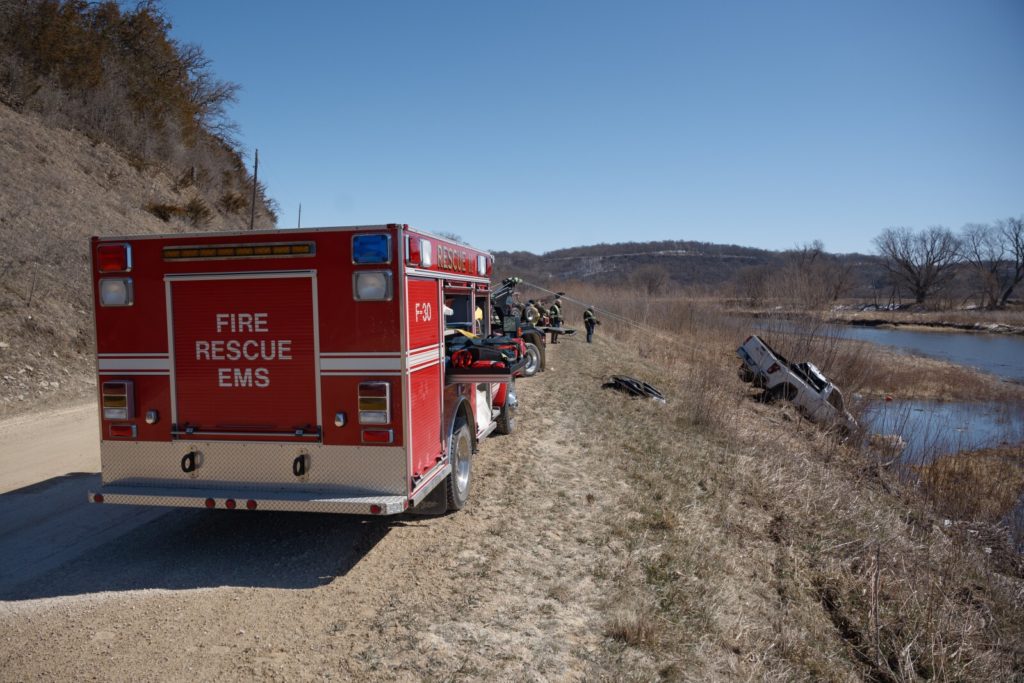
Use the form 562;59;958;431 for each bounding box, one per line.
88;224;517;515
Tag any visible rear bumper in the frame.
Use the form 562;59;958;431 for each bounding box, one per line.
87;483;408;515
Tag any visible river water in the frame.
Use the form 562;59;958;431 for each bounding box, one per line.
836;325;1024;459
862;400;1024;464
840;325;1024;383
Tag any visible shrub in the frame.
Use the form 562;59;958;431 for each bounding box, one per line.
184;197;212;227
145;201;183;222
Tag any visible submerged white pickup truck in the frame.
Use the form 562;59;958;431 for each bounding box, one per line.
737;335;857;434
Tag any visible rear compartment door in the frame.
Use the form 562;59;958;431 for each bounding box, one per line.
167;272;320;440
406;277;444;478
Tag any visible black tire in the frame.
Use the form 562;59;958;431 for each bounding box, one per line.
767;384;797;403
738;364;756;383
523;342;541;377
445;418;473;511
496;379;517;435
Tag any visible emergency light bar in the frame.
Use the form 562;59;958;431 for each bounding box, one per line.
97;243;132;272
358;381;391;425
162;242;315;261
353;234;391;264
406;236;433;267
102;380;134;420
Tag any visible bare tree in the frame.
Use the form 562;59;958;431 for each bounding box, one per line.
734;265;770;306
960;218;1024;308
631;264;671;295
779;241;855;309
996;217;1024;306
873;227;961;304
961;223;1005;308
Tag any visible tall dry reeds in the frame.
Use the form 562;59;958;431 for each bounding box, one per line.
555;306;1023;680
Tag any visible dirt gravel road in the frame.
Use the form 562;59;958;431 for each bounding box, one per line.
0;339;637;681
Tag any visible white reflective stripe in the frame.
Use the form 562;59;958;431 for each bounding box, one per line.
97;353;169;357
408;344;440;354
98;358;171;371
98;371;170;376
320;351;401;357
408;351;439;368
408;359;440;372
320;357;403;371
321;371;402;377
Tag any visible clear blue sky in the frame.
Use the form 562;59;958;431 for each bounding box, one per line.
162;1;1024;255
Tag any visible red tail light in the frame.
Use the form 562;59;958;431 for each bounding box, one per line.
205;498;216;508
97;243;132;272
767;363;780;374
369;504;382;515
93;494;104;503
225;499;236;509
108;424;136;438
246;500;258;510
362;429;394;444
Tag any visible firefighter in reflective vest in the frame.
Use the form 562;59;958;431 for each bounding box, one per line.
583;306;600;343
549;298;563;344
535;299;548;326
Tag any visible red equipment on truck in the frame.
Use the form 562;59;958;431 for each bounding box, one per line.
88;224;521;515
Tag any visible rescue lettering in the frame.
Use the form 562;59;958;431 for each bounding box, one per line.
436;244;469;273
195;312;293;388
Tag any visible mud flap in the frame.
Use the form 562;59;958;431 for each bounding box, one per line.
407;480;448;516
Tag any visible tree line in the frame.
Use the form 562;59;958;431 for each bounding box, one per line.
874;218;1024;307
0;0;276;224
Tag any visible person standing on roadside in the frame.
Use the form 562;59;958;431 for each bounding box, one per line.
583;306;600;343
549;298;563;344
535;299;548;326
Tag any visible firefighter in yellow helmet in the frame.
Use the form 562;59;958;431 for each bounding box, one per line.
548;298;563;344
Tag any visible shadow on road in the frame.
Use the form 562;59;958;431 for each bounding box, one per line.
0;473;402;601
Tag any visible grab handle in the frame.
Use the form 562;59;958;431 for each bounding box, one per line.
181;451;198;474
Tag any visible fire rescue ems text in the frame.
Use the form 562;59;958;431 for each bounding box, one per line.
194;313;291;388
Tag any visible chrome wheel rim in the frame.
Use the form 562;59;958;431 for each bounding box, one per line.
525;347;539;374
453;429;470;494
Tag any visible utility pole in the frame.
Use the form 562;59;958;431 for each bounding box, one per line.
249;148;259;230
297;203;302;229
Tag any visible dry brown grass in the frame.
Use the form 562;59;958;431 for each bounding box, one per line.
921;445;1024;523
545;282;1024;681
550;285;1024;404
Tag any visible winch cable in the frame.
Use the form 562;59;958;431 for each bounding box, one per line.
516;280;709;356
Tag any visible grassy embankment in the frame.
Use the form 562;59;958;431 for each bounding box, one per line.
830;307;1024;334
543;283;1022;680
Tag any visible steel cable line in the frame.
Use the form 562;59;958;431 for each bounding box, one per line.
516;280;708;355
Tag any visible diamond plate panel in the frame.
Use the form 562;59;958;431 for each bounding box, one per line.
100;440;407;495
89;484;408;515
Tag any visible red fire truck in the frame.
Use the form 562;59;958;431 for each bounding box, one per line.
88;224;521;515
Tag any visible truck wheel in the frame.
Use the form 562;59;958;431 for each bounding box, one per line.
738;363;756;383
523;342;541;377
768;384;797;402
496;379;517;435
445;419;472;511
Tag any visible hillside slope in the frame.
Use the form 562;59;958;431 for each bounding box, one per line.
494;240;884;297
0;103;274;417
